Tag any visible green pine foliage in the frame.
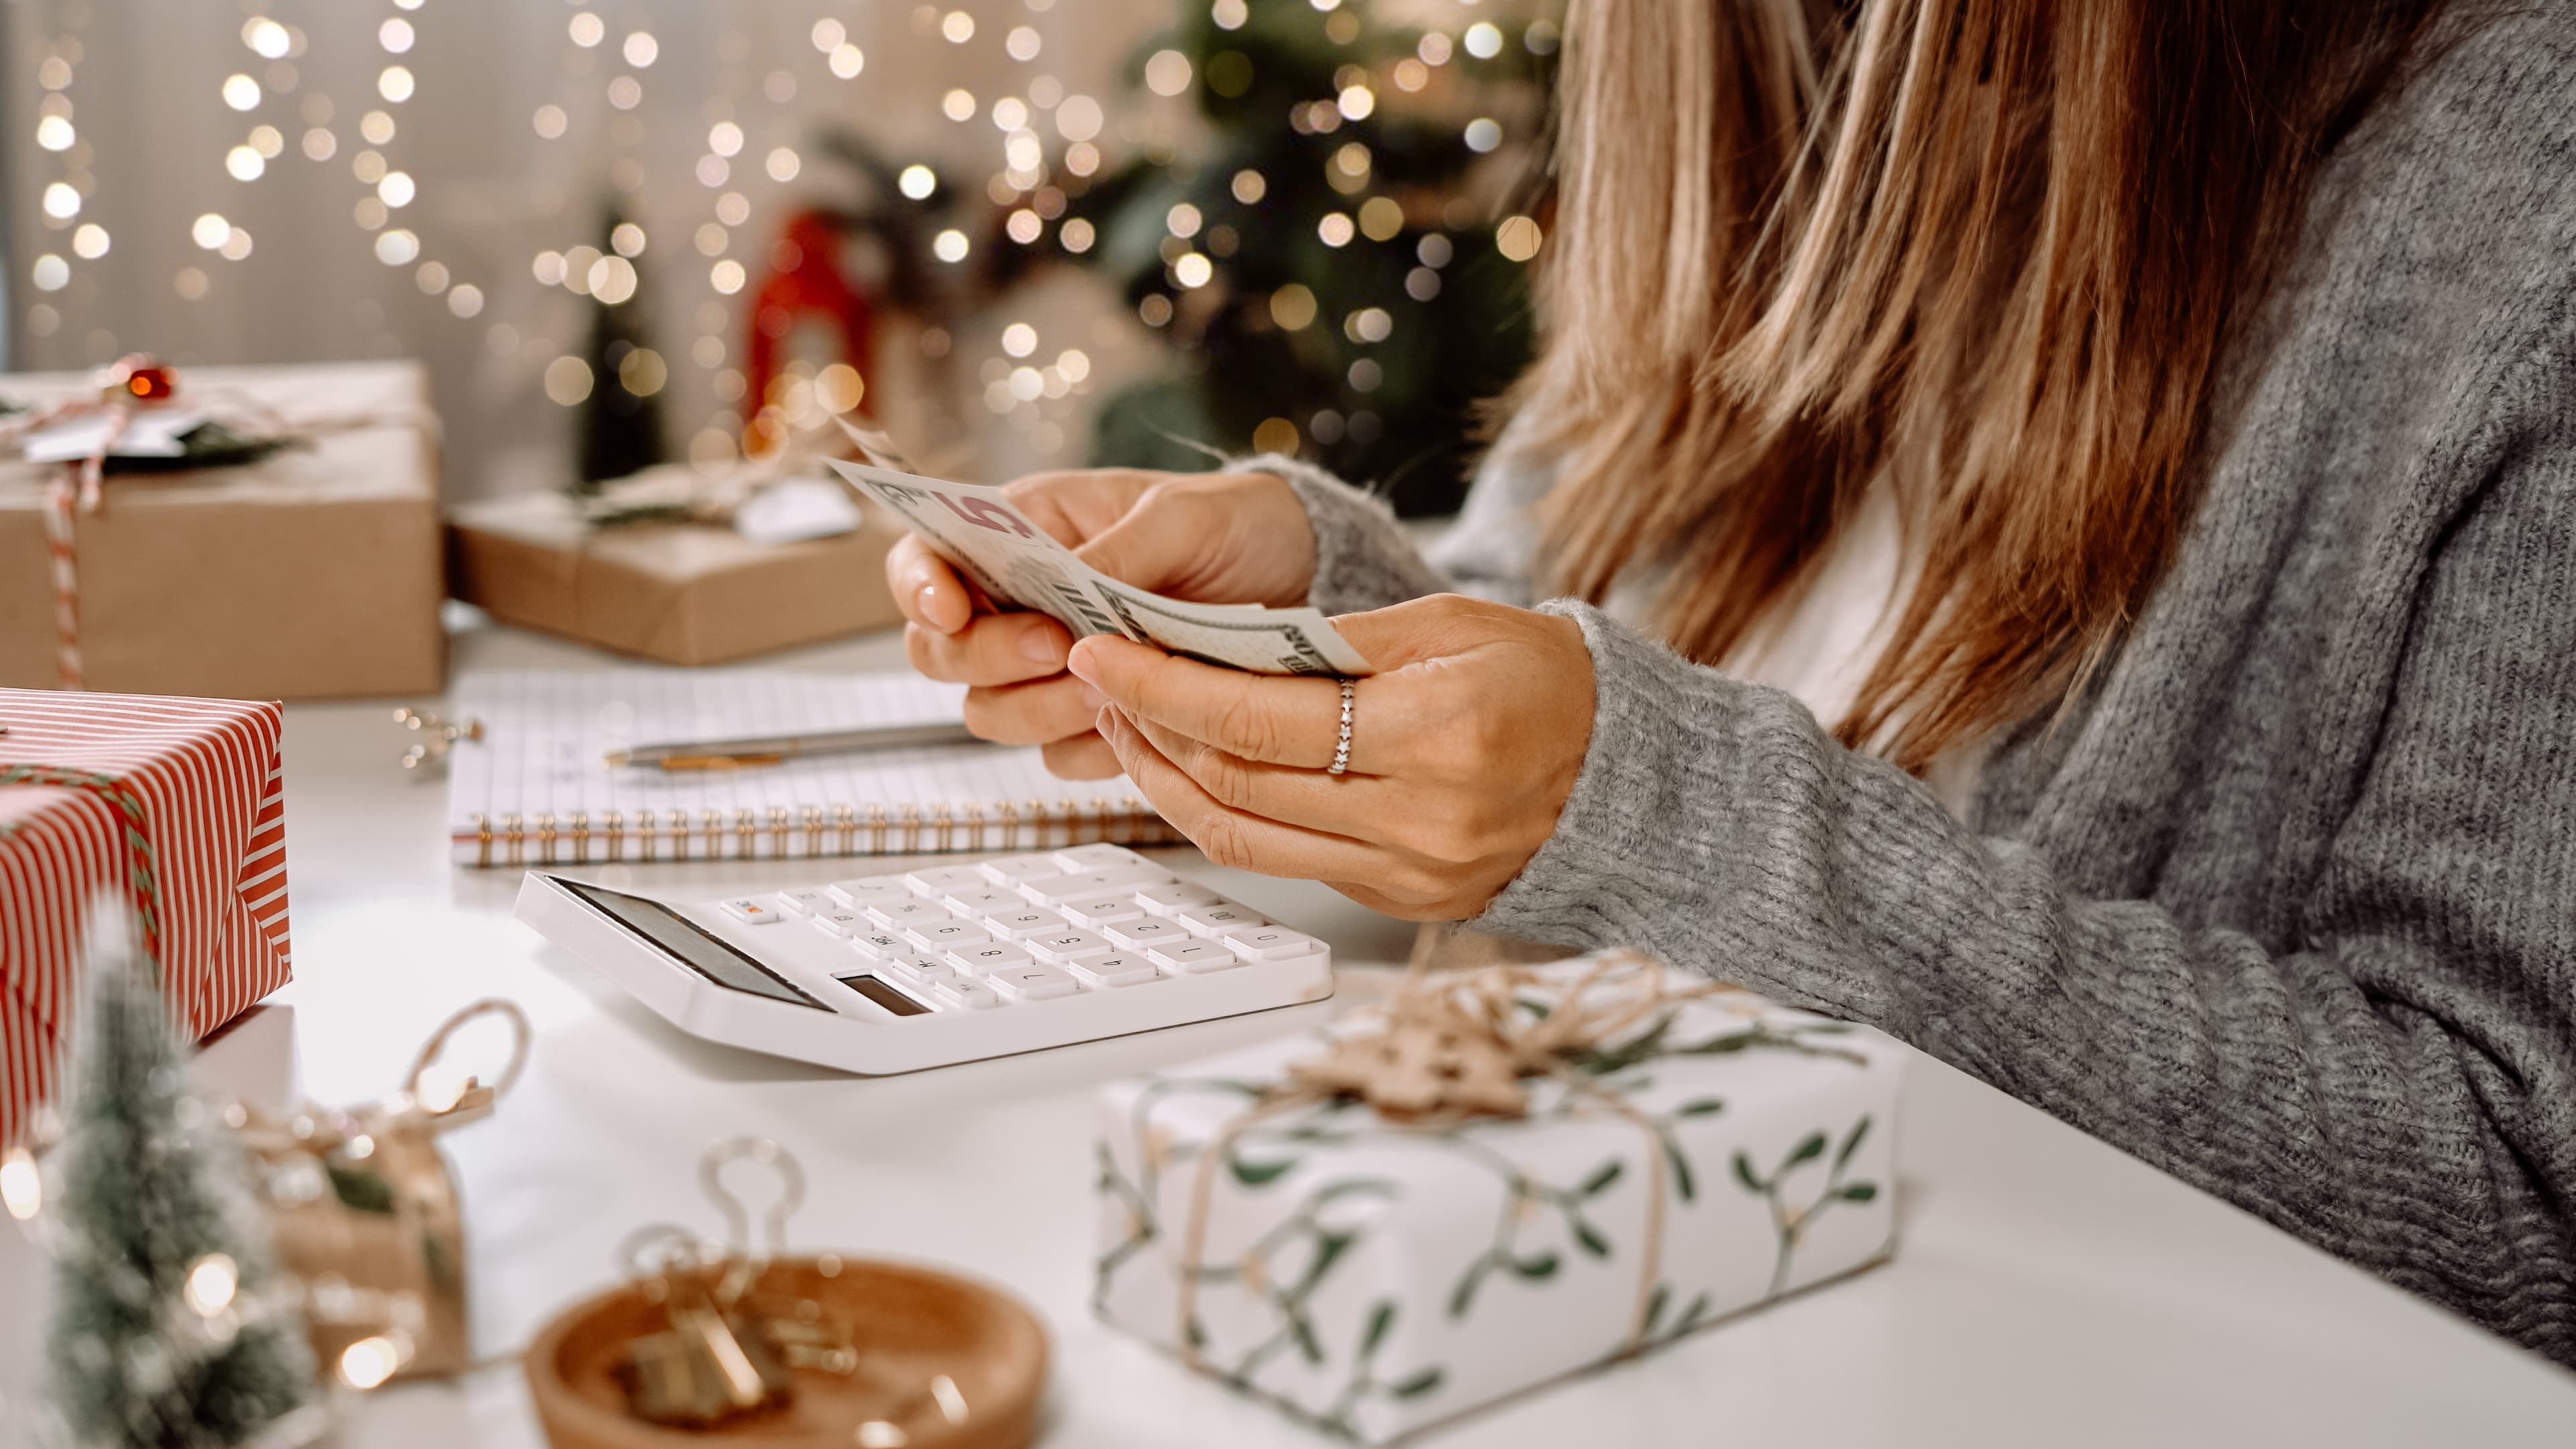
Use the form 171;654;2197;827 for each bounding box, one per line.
43;901;317;1449
1071;1;1556;516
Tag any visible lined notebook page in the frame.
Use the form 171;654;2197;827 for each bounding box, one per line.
445;668;1177;867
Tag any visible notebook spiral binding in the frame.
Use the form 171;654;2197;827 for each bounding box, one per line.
464;794;1181;868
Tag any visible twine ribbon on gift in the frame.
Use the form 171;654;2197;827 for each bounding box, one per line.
1171;953;1736;1366
0;763;165;975
574;413;871;531
0;355;436;690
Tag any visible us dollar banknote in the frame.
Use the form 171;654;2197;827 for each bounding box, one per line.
828;455;1375;677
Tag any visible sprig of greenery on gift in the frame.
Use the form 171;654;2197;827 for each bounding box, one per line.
1064;0;1556;516
42;901;319;1449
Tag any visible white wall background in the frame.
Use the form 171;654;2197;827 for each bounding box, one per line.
2;0;1178;500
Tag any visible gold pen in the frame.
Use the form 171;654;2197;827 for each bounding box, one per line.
604;720;985;770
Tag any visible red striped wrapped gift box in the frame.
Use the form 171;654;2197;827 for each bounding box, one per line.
0;688;290;1145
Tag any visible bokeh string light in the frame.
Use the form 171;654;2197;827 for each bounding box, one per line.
115;0;494;343
19;0;1545;480
23;9;94;343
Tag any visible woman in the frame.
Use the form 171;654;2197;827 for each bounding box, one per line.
893;1;2576;1360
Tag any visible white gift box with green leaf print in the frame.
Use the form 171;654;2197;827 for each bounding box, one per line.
1092;960;1901;1444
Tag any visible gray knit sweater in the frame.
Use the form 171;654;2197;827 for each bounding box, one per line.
1258;9;2576;1363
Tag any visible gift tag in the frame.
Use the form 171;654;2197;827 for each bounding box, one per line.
733;476;864;544
23;408;203;462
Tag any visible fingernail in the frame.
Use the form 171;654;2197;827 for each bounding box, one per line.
915;584;947;629
1021;628;1064;664
1066;641;1099;684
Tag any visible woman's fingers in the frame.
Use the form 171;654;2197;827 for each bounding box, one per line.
886;534;973;635
961;674;1109;745
906;611;1075;687
1068;635;1364;771
1040;733;1122;780
1099;707;1414;885
1122;712;1392;843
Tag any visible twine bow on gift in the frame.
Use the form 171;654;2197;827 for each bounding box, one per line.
1174;953;1736;1366
575;415;871;531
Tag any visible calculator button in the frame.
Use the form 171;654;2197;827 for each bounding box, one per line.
1223;926;1324;962
1028;929;1116;963
983;908;1066;939
1052;843;1150;872
1067;953;1162;987
808;908;868;936
1134;881;1223;916
906;865;994;896
947;941;1032;977
774;888;831;916
1173;903;1266;937
828;875;910;907
978;854;1068;885
1076;863;1177;891
1023;865;1175;904
942;887;1024;917
906;919;990;953
1059;896;1146;929
867;899;951;930
987;963;1081;1002
933;979;998;1010
880;955;957;987
849;931;910;961
1020;873;1120;904
1106;918;1189;952
720;898;784;924
1150;940;1242;974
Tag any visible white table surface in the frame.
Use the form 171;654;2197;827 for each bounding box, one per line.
9;612;2576;1447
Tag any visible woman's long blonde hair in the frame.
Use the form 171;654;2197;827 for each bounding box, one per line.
1521;0;2439;769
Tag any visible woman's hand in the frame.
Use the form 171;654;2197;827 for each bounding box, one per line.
1069;594;1597;920
888;468;1315;778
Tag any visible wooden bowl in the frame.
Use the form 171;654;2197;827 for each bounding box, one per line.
525;1256;1046;1449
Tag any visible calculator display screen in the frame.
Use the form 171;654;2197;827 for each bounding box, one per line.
551;877;827;1012
837;974;931;1018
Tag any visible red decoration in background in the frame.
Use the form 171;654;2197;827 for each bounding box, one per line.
740;209;876;455
97;354;177;405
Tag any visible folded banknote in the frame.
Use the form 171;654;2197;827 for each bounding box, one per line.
828;454;1374;678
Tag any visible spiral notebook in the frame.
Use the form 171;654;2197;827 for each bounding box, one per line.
445;667;1179;867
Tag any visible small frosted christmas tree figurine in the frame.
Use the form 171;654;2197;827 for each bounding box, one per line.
40;894;321;1449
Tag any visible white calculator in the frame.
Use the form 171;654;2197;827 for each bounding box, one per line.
514;843;1335;1074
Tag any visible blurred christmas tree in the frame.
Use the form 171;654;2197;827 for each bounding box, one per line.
576;204;668;487
1068;0;1558;517
42;898;320;1449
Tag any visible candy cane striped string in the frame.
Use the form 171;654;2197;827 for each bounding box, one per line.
41;476;81;690
24;400;129;690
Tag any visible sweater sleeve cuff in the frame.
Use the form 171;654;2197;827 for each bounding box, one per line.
1234;453;1453;616
1472;600;1769;949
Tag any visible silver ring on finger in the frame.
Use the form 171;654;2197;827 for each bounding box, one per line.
1328;678;1354;775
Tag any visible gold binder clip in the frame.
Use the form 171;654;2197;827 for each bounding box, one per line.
612;1225;792;1429
698;1138;859;1375
393;708;483;778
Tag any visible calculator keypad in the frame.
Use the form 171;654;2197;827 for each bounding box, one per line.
752;863;1321;1017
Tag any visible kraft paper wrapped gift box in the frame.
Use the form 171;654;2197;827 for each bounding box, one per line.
445;475;909;666
0;688;293;1147
1093;958;1901;1444
0;360;445;699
